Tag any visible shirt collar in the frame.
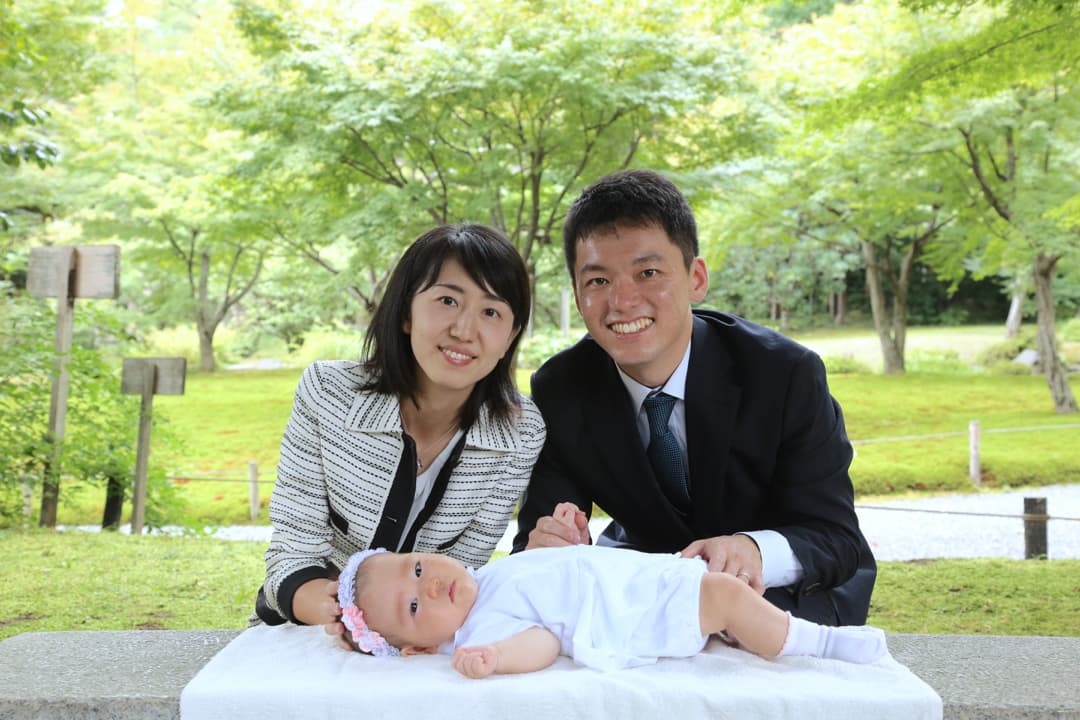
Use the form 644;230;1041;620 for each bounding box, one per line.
615;337;691;415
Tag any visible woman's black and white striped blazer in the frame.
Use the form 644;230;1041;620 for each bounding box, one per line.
261;360;546;622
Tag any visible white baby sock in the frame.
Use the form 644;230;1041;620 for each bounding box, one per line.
780;613;887;663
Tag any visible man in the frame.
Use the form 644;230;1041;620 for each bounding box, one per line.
512;169;875;626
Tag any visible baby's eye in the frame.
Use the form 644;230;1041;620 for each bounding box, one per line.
414;561;422;578
409;599;418;615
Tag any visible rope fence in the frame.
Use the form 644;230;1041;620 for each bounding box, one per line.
165;421;1078;549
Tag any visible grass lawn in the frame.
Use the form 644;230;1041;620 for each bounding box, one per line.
47;364;1079;527
1;530;1076;642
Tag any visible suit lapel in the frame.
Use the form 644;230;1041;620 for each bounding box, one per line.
685;315;741;539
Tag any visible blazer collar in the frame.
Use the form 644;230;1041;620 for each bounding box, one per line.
343;389;522;452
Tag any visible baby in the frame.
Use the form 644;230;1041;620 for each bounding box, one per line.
336;544;887;678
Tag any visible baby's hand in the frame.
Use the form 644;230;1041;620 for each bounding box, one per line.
452;645;499;678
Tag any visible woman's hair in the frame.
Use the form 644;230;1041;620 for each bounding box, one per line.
361;223;530;428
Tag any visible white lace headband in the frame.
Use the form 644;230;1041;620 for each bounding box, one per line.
337;548;401;657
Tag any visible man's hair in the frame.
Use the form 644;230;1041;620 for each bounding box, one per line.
562;169;698;279
361;223;530;429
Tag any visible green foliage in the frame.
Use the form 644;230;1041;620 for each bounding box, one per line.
517;328;580;371
974;329;1038;366
218;0;757;322
904;348;971;374
987;359;1033;376
139;325;238;370
822;354;873;375
0;0;113;232
1062;318;1080;343
836;1;1079;120
0;290;184;528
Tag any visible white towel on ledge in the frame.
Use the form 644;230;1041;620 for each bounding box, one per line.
180;624;942;720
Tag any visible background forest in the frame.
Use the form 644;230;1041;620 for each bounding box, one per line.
2;0;1079;527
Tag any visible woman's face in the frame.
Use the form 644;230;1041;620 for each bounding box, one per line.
405;257;519;403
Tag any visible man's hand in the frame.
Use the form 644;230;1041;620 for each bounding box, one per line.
293;578;353;650
524;501;589;550
681;535;766;594
452;645;500;679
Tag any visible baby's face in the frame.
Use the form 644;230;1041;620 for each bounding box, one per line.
359;552;478;652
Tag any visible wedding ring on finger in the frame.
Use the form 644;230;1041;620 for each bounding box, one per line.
736;571;751;582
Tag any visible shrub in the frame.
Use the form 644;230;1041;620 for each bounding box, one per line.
517;328;581;370
1062;318;1080;343
974;329;1038;367
988;359;1035;376
906;349;972;375
823;354;873;375
0;292;185;528
141;325;237;369
290;328;364;366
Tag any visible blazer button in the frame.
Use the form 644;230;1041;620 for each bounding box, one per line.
803;583;821;596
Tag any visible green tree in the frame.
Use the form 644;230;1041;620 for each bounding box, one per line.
65;1;268;371
0;0;111;238
924;84;1079;411
707;1;969;371
221;0;755;317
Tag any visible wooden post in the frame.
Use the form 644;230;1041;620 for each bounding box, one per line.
37;247;74;528
249;461;259;522
28;245;120;527
968;420;981;486
130;363;157;535
1024;497;1048;560
121;357;186;535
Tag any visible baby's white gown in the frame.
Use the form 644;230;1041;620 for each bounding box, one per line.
443;545;709;671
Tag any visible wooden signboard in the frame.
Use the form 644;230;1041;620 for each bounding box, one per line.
26;245;121;527
27;245;120;299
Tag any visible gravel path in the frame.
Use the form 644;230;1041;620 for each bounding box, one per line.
855;483;1079;561
68;484;1080;561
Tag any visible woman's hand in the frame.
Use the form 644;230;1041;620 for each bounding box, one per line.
293;578;354;649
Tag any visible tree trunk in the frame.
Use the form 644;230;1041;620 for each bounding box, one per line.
833;290;847;326
101;474;125;530
1005;275;1025;338
196;250;218;372
198;324;217;372
862;241;904;374
1032;254;1077;414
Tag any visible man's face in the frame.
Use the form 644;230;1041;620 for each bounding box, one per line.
573;223;708;388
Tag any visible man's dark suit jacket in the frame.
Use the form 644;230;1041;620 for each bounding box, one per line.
512;310;876;626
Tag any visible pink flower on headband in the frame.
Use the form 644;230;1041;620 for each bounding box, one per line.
337;548;401;658
341;605;396;656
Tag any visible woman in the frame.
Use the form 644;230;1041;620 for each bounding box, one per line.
255;224;545;645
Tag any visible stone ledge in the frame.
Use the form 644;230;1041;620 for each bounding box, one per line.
0;630;1076;719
